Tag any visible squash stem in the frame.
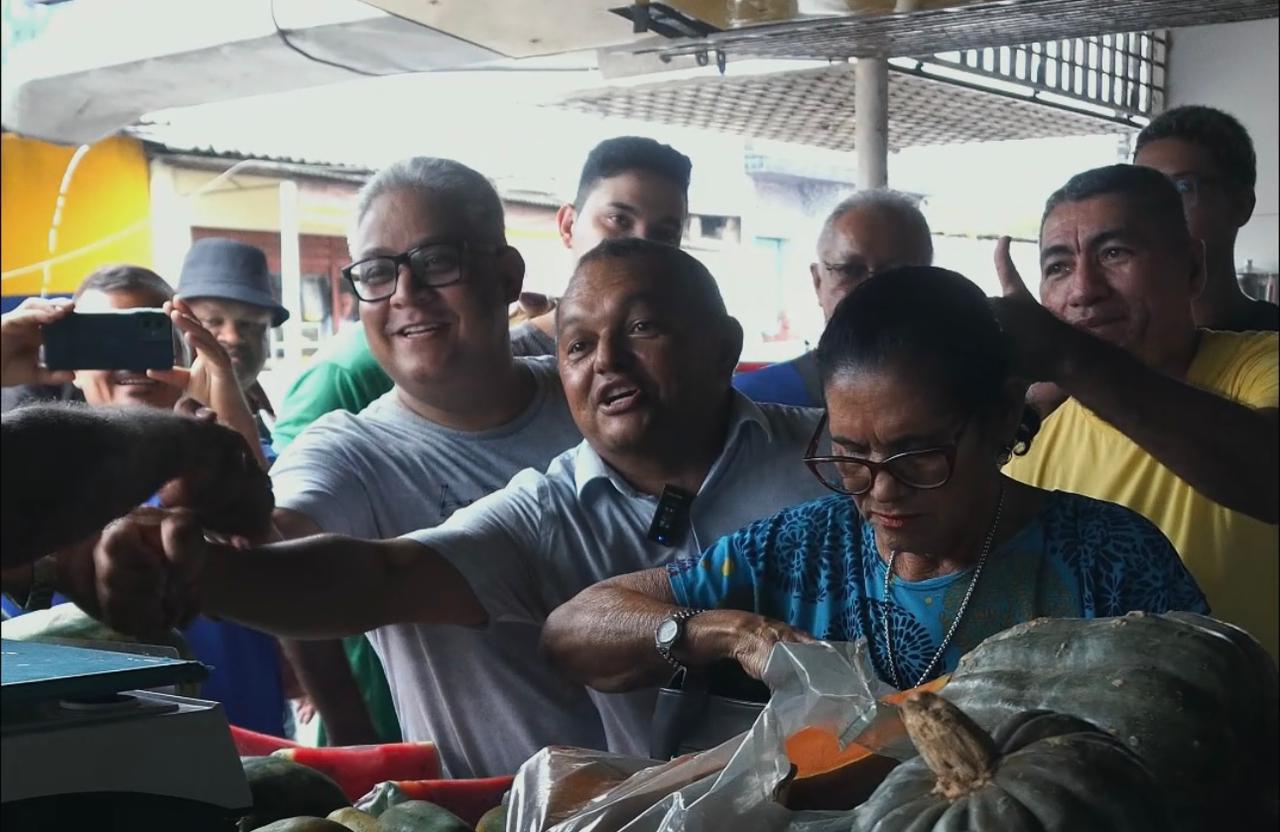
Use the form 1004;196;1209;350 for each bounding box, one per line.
900;691;997;800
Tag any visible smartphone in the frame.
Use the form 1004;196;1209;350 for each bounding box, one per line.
42;309;176;371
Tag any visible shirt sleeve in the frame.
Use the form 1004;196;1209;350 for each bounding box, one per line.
667;523;768;611
509;323;556;358
1082;500;1211;617
1227;332;1279;409
732;361;817;408
271;363;380;454
404;469;550;626
270;419;378;537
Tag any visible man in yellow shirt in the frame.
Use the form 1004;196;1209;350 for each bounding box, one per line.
997;164;1278;658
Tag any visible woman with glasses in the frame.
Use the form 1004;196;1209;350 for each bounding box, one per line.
542;266;1208;690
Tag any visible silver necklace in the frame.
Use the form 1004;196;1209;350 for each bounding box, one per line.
881;486;1005;689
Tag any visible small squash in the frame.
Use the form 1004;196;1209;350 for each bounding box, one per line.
855;692;1170;831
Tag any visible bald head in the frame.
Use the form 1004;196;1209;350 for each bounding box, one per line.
563;237;728;327
555;237;744;468
812;190;934;322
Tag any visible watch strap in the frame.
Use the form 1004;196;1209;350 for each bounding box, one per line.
656;607;704;669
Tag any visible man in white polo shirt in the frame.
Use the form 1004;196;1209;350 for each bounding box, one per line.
78;238;830;761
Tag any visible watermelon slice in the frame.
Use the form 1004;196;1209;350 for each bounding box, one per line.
272;742;441;802
355;776;514;826
230;724;300;756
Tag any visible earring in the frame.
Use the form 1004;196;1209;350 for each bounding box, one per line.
997;446;1013;466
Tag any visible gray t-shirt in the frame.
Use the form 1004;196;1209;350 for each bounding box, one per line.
269;356;595;777
509;322;556;358
405;396;830;756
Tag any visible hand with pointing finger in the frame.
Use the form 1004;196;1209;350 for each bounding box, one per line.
989;236;1084;385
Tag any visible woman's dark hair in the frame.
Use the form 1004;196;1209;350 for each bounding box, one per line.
816;265;1040;455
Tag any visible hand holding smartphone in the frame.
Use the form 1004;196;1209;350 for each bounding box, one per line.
41;309;177;371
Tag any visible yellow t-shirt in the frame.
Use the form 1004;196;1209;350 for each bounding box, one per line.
1006;330;1279;659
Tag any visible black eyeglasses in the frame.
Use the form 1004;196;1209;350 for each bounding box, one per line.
821;260;902;284
802;412;967;496
341;239;502;302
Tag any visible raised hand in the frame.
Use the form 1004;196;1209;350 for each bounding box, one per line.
0;297;75;387
150;298;266;468
988;236;1078;384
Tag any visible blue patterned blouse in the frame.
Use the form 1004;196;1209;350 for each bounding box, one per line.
667;490;1209;687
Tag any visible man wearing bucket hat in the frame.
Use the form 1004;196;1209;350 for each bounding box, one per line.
178;238;290;456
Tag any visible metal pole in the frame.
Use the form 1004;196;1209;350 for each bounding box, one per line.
854;57;889;189
851;0;916;190
278;179;303;365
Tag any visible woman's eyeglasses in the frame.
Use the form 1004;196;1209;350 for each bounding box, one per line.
802;412;966;496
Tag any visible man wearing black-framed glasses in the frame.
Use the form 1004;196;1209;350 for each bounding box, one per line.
226;157;596;776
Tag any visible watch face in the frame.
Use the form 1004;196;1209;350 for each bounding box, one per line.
657;618;680;645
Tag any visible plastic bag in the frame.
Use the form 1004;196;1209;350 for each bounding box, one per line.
509;640;908;832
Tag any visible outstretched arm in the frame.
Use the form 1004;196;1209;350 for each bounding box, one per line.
541;568;814;691
991;237;1279;523
79;509;487;639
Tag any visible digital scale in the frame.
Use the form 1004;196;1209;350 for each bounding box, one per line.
1;639;252;831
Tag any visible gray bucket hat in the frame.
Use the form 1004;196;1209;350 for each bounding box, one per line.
177;238;289;326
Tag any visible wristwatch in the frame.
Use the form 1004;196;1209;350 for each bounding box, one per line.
22;555;58;612
655;608;704;669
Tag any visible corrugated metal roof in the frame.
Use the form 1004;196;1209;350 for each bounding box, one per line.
627;0;1279;61
550;62;1130;153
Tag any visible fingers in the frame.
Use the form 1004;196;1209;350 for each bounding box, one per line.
33;369;76;385
787;627;819;644
171;296;195;318
159;508;207;629
170;313;235;376
148;366;194;393
93;516;170;638
7;296;75;323
173;395;217;422
993;236;1032;298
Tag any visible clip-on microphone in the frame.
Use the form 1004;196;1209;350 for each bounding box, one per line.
647;485;695;546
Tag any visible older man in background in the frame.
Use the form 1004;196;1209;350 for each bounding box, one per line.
733;189;934;407
177;238;291;458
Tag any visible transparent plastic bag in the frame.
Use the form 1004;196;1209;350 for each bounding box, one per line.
509;640;910;832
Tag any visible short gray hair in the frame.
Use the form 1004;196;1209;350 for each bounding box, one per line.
818;189;934;265
353;157;506;244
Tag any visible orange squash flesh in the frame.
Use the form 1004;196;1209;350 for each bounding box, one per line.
784;675;948;810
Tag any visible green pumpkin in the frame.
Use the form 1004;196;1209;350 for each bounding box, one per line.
856;692;1170;831
939;612;1278;831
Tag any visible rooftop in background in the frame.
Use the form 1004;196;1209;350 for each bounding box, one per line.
551;60;1132;154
